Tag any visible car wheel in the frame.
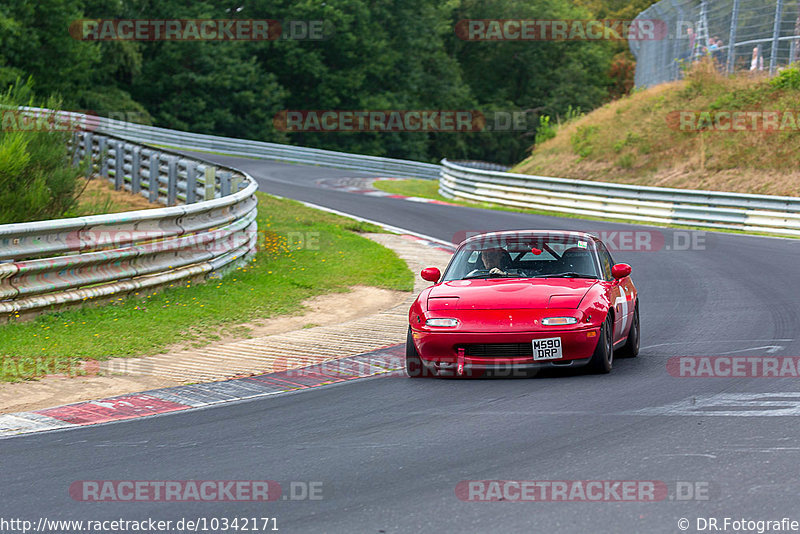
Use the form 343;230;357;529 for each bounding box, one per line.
588;315;613;374
406;328;435;378
617;303;639;359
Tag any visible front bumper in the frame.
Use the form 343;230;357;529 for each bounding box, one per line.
423;357;592;377
412;327;601;372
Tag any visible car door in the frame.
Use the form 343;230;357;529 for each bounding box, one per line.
596;241;630;344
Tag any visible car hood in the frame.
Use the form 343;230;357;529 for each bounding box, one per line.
427;278;597;311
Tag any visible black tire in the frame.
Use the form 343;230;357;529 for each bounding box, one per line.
406;328;435;378
617;303;640;359
588;315;613;374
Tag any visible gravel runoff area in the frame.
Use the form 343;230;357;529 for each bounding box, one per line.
0;233;453;414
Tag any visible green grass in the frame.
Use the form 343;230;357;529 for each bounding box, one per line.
377;178;442;199
371;178;799;239
64;178;158;217
373;177;617;221
0;192;413;381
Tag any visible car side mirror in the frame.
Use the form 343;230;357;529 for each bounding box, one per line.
421;267;441;283
611;263;632;280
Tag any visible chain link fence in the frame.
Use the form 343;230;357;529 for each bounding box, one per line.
631;0;800;87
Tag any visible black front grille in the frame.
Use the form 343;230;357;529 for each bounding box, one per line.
460;343;533;358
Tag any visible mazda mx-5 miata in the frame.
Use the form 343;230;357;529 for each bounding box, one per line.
407;230;639;377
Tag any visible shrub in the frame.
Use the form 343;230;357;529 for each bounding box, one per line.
770;65;800;90
534;115;557;145
0;80;86;224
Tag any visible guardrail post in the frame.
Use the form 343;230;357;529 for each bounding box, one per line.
167;161;181;206
726;0;740;73
98;136;108;178
231;174;242;193
131;146;141;194
184;158;196;204
219;171;231;197
770;0;784;75
114;142;124;190
72;132;81;166
84;132;94;178
149;153;160;203
204;166;216;200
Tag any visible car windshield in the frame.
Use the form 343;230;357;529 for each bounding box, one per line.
442;234;600;281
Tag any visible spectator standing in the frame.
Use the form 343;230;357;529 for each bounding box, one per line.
750;45;764;71
710;37;724;68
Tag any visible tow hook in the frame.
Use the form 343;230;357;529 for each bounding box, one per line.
457;348;465;376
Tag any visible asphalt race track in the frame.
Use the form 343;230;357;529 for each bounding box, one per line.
3;155;800;533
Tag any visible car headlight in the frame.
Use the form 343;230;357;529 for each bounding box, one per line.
541;317;579;326
426;318;459;327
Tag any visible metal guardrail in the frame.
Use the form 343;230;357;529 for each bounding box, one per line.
440;159;800;236
80;113;441;180
0;126;258;317
4;106;798;318
451;160;512;172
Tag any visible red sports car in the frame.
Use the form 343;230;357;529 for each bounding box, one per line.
407;230;639;377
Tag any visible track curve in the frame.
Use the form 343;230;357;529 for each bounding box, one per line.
2;156;800;533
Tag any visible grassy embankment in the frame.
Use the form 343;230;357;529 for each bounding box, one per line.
0;181;413;381
375;62;800;230
515;60;800;196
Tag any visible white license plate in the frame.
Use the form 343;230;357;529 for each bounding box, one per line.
532;337;563;360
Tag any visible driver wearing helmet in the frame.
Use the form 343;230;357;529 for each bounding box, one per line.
464;247;512;277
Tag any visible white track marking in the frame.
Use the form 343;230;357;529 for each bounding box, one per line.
641;339;794;350
630;392;800;417
714;345;785;355
292;199;455;249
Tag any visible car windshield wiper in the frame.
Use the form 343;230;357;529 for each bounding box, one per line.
540;272;598;279
462;273;518;280
462;269;527;280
